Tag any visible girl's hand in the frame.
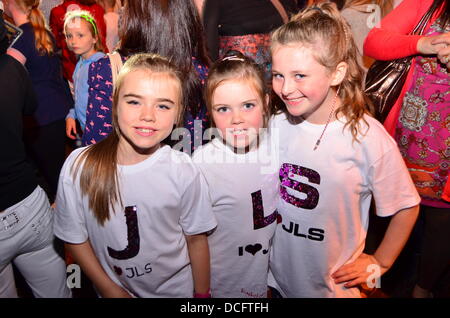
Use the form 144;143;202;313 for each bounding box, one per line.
331;253;388;289
66;117;77;139
432;33;450;70
417;34;449;55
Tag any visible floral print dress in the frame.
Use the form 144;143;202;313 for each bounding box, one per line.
395;18;450;208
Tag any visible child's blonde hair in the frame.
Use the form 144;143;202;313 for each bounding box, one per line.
205;50;271;129
271;2;374;141
64;10;104;53
73;53;184;225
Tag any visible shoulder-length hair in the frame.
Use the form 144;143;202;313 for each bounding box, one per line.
118;0;210;114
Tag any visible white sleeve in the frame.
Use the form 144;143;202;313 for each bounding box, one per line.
369;147;421;217
53;151;89;244
179;166;217;236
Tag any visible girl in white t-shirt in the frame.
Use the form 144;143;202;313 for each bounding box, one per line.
54;53;217;298
193;50;279;298
268;3;420;297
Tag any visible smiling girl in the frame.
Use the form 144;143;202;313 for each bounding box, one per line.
54;53;217;298
268;3;421;297
193;51;278;298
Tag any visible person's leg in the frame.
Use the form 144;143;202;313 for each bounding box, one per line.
414;205;450;298
0;264;18;298
12;187;71;298
14;243;71;298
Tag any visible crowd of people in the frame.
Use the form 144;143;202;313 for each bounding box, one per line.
0;0;448;299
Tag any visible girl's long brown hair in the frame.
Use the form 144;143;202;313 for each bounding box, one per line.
72;53;184;226
15;0;54;55
271;2;374;142
119;0;210;115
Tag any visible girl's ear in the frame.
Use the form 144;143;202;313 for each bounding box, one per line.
330;61;348;86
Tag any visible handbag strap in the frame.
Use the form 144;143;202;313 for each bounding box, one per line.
108;51;123;86
411;2;439;35
270;0;289;24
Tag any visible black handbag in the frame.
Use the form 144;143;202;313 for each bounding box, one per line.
364;5;437;123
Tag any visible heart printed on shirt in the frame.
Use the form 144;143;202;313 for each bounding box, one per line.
245;244;262;255
114;266;122;276
277;213;282;224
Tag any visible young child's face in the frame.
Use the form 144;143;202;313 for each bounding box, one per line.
271;43;337;124
211;79;265;150
65;18;97;59
117;70;180;164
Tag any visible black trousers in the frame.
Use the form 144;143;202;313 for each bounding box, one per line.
24;119;66;203
417;205;450;295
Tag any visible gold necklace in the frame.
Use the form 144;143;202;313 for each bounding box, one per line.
313;88;340;151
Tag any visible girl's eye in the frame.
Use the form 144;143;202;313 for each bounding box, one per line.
157;104;171;110
215;106;229;113
295;73;305;79
272;73;283;79
243;103;255;110
126;100;139;106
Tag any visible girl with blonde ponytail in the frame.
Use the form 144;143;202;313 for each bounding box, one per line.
5;0;73;203
54;54;217;298
268;2;420;297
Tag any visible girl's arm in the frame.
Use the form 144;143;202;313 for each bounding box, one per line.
332;205;419;288
185;233;211;296
66;240;132;298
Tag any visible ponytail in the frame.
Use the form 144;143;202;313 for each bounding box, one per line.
17;1;54;55
72;131;121;226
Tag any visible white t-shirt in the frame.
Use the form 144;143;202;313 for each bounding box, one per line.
268;113;420;298
193;134;279;298
54;145;217;298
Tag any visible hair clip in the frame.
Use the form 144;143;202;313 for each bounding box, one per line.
222;55;245;62
80;14;98;36
309;6;324;13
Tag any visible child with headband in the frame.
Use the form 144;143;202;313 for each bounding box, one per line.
268;3;421;297
193;50;279;297
64;10;105;141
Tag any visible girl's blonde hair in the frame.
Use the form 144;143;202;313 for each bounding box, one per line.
64;10;104;53
205;50;271;129
15;0;54;55
73;53;184;225
271;2;374;141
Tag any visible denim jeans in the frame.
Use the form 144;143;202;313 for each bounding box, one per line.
0;186;71;298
